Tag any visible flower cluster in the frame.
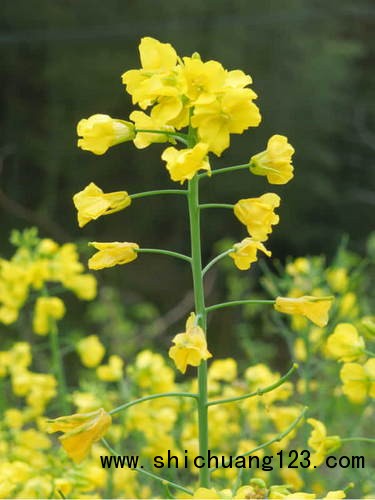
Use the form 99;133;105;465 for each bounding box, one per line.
0;229;96;329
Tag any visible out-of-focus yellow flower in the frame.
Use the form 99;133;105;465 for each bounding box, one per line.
191;89;261;156
96;355;124;382
88;242;139;270
191;487;221;499
208;358;237;383
63;273;97;301
77;335;105;368
130;110;175;148
326;323;365;362
47;408;112;463
4;408;24;430
77;114;135;155
340;358;375;404
73;182;131;228
229;237;271;270
161;143;210;183
338;292;358;318
169;313;212;374
286;257;310;276
326;268;348;293
33;297;65;335
250;135;294;184
280;468;304;492
307;418;341;467
323;491;346;499
294;338;307;361
234;193;280;242
274;296;333;327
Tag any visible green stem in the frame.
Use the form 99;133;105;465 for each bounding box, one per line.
135;129;188;145
188;174;210;488
365;350;375;357
206;299;275;313
202;248;234;277
208;363;298;406
101;439;193;496
199;163;251;179
210;406;308;472
49;320;69;414
136;248;191;263
130;189;187;200
340;437;375;444
109;392;198;416
199;203;234;210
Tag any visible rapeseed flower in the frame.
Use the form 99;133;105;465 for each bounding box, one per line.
161;143;210;183
307;418;341;467
88;242;139;270
77;335;105;368
274;296;333;327
96;355;124;382
234;193;280;242
47;408;112;463
122;37;179;109
250;134;295;184
191;88;261;156
77;114;135;155
169;313;212;373
33;297;65;335
325;323;365;362
73;182;131;228
229;237;271;270
130;110;175;148
340;358;375;404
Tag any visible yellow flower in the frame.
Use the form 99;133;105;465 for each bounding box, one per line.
307;418;341;467
326;323;365;362
77;114;135;155
33;297;65;335
63;273;97;300
161;143;210;183
169;313;212;373
325;268;348;293
234;193;280;242
73;182;131;228
77;335;105;368
250;134;294;184
191;488;221;499
323;491;346;499
88;242;139;270
208;358;237;383
130;110;175;149
122;37;179;109
96;355;124;382
274;296;333;327
181;55;226;103
191;88;261;156
340;358;375;404
229;237;271;270
47;408;112;463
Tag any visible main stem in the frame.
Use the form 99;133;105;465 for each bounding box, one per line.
188;175;210;487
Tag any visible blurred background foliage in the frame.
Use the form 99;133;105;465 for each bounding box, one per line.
1;0;374;359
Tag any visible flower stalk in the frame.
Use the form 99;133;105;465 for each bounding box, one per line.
188;173;210;487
